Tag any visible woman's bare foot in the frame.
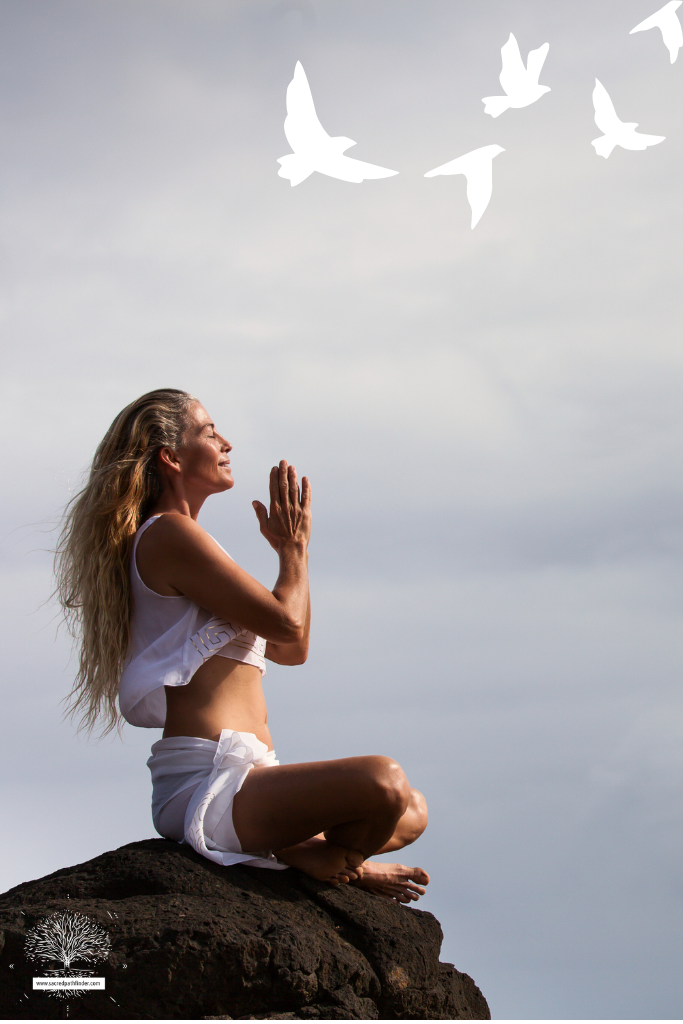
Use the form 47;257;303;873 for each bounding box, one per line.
275;837;365;885
351;861;430;903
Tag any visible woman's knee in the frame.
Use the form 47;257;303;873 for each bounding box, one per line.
361;755;411;817
407;788;428;841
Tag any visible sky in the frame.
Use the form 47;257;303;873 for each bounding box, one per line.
1;0;682;1018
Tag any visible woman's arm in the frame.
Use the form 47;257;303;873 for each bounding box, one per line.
266;576;310;664
137;462;311;643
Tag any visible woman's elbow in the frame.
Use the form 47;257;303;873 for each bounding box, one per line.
276;616;306;644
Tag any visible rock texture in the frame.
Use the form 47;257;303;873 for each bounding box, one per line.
0;838;489;1020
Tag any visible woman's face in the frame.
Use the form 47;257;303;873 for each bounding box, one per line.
173;401;234;495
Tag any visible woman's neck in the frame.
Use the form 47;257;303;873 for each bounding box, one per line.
149;488;205;521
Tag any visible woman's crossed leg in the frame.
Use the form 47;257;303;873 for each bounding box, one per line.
231;754;430;903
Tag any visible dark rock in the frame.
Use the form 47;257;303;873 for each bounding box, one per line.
0;838;490;1020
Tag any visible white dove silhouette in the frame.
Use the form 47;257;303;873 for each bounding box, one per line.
277;62;398;185
630;1;683;63
482;33;550;117
424;145;505;228
591;79;665;157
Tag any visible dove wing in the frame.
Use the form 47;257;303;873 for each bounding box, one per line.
525;41;549;84
325;154;399;183
498;33;526;94
630;131;666;148
630;10;662;32
592;79;622;134
630;2;679;33
283;61;331;152
424;153;468;177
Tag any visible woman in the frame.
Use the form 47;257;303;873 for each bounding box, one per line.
56;388;429;902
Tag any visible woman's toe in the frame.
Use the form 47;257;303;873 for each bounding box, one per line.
347;849;365;869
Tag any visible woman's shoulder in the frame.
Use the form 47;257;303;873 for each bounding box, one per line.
135;513;231;596
138;512;222;559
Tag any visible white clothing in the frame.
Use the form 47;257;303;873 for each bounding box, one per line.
118;515;266;728
147;728;287;870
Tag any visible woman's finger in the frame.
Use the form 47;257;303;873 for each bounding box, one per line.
252;500;267;530
269;465;280;514
288;464;299;512
279;460;291;516
301;475;311;510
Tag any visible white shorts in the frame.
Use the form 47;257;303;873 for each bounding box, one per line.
147;728;287;870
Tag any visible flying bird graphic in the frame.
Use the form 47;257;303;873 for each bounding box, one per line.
482;33;550;117
591;79;665;157
424;145;505;228
277;61;399;185
630;1;683;63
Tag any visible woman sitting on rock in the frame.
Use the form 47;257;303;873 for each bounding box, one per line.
55;388;429;902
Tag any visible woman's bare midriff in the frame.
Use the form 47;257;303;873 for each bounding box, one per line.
162;656;272;748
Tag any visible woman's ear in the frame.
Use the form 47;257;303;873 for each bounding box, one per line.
157;446;182;475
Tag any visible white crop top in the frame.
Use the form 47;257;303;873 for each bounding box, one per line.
118;515;266;729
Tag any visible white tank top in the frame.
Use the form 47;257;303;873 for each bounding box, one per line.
118;515;266;729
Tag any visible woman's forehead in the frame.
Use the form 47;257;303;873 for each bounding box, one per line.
188;402;210;427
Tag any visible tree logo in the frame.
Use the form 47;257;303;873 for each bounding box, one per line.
24;911;111;999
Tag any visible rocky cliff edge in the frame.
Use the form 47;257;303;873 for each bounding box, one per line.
0;838;490;1020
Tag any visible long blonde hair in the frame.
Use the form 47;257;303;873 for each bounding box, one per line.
55;388;197;739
